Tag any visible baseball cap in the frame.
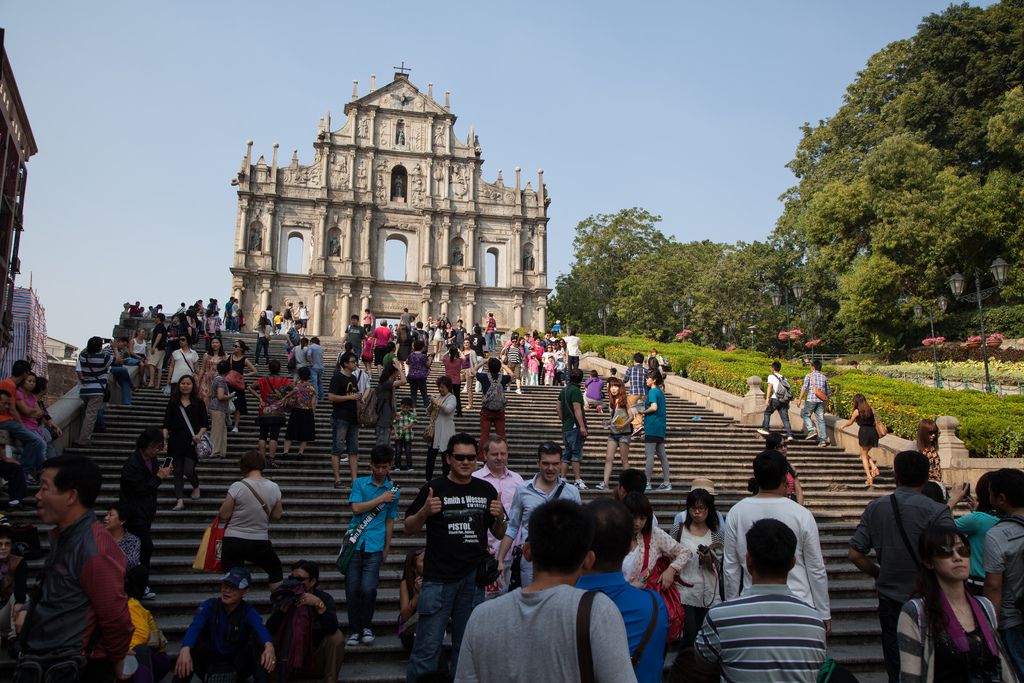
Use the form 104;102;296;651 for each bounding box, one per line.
221;566;251;589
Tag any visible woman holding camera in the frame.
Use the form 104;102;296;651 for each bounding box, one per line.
675;486;724;647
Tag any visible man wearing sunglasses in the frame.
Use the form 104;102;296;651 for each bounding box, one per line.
404;433;507;682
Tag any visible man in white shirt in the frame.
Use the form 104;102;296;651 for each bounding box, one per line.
757;360;794;440
724;449;831;633
563;328;582;374
298;301;309;331
472;436;525;598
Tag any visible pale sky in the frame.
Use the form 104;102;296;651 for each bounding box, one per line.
1;0;984;345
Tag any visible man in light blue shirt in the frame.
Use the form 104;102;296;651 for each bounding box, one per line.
346;445;399;646
498;441;581;588
577;499;668;683
307;336;325;400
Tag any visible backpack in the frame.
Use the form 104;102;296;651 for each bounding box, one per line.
481;373;507;411
996;517;1024;613
772;372;793;403
357;373;380;427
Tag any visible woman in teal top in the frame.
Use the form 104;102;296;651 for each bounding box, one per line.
951;472;1000;594
641;370;671;491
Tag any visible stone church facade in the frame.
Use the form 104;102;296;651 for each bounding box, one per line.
229;71;550;336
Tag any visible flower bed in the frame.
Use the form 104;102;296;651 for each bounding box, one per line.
580;335;1024;457
864;360;1024;385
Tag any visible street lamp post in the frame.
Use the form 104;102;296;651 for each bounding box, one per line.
748;325;756;352
913;297;947;388
948;258;1010;392
771;283;803;358
598;307;607;335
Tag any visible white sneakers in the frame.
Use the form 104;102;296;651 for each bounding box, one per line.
574;479;587;490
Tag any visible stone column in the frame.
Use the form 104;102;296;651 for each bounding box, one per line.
536;300;547;333
339;291;352;333
741;376;766;426
466;220;476;272
361;284;372;317
420;290;431;323
937;415;970;476
464;292;476;327
361;210;372;275
264;200;277;259
312;291;324;336
312;206;328;274
511;221;523;284
235;196;250;254
513;295;523;329
441;217;451;267
537;222;547;277
259;288;271;313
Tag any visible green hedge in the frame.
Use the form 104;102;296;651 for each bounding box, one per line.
580;335;1024;457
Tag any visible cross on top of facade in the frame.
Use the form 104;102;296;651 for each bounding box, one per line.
393;61;411;76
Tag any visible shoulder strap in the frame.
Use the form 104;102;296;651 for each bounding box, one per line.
996;516;1024;530
890;494;920;567
576;590;597;683
179;404;197;438
631;590;660;668
554;481;566;500
177;350;196;375
241;480;272;518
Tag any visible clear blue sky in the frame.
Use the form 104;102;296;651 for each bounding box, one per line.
2;0;986;345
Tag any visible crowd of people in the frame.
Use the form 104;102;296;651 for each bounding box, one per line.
0;300;1020;683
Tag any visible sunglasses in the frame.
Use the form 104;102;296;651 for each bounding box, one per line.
450;453;476;462
934;544;971;559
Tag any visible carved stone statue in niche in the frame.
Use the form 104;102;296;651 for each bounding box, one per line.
451;244;464;266
392;174;405;199
395;120;405;146
249;225;262;252
433;124;445;146
452;164;468;198
358;118;369;139
523;251;535;271
328;234;341;257
412;164;425;204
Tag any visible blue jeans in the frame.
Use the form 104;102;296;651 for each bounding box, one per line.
406;570;483;682
110;366;133;405
255;337;270;364
762;399;793;436
345;550;383;634
0;419;46;475
1003;625;1024;681
310;367;324;401
332;417;359;456
485;331;496;352
561;427;584;462
801;401;826;443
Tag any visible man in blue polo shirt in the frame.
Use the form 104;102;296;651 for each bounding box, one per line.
346;445;400;647
577;498;668;683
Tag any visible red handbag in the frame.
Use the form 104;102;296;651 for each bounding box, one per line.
202;517;226;573
641;535;686;642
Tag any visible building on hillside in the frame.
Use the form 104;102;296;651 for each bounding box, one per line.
0;286;47;378
229;69;550;337
44;335;78;365
0;30;37;347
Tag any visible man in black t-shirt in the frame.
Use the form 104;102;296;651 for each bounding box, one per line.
404;433;506;682
327;352;367;489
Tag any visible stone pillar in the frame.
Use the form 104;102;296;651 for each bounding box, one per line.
537;222;547;276
937;415;970;476
339;291;352;333
741;376;766;426
312;291;324;336
263;201;277;260
420;290;431;323
361;284;372;318
441;217;451;267
513;296;523;330
235;196;250;254
464;292;476;327
535;300;547;333
312;206;328;274
466;220;476;272
439;288;450;318
361;210;372;274
511;221;523;286
259;288;271;313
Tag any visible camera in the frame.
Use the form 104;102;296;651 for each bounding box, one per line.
697;544;709;555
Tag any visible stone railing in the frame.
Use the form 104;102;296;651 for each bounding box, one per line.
580;353;1022;485
47;364;142;452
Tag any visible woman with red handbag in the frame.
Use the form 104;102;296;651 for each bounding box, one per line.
621;492;693;642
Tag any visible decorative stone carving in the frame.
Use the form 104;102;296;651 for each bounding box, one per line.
412;164;425;205
433;123;445;147
357;159;368;189
331;153;349;188
249;225;262;251
452;164;468;198
451;244;464;266
328;235;341;257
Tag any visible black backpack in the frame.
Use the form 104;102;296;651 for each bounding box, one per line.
996;517;1024;612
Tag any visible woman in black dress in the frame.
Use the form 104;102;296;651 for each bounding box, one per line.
162;375;208;510
396;326;413;367
228;340;259;433
841;393;881;487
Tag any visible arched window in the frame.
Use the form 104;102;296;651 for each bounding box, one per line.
391;165;408;200
384;236;408;280
286;234;304;274
485;247;499;287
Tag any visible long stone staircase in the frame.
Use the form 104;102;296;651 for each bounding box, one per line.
1;332;888;681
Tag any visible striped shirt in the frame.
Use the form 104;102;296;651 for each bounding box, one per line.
77;351;114;396
696;584;826;683
624;364;647;396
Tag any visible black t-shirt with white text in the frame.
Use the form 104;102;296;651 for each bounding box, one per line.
406;476;498;582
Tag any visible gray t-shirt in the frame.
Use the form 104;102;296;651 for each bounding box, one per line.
455;583;637;683
849;487;954;603
983;515;1024;628
224;477;281;541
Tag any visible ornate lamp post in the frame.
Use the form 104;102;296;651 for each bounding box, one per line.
771;283;803;357
913;296;947;388
748;324;756;352
948;258;1010;392
598;306;607;335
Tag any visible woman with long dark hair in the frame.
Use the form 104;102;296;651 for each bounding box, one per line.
197;336;226;405
162;375;207;510
676;486;723;648
898;525;1018;682
840;393;882;487
640;370;671;491
597;378;632;491
228;340;259;433
918;418;942;483
949;473;1000;596
255;313;272;365
398;548;425;653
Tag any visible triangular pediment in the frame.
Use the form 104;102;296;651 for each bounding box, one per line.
348;76;451;118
